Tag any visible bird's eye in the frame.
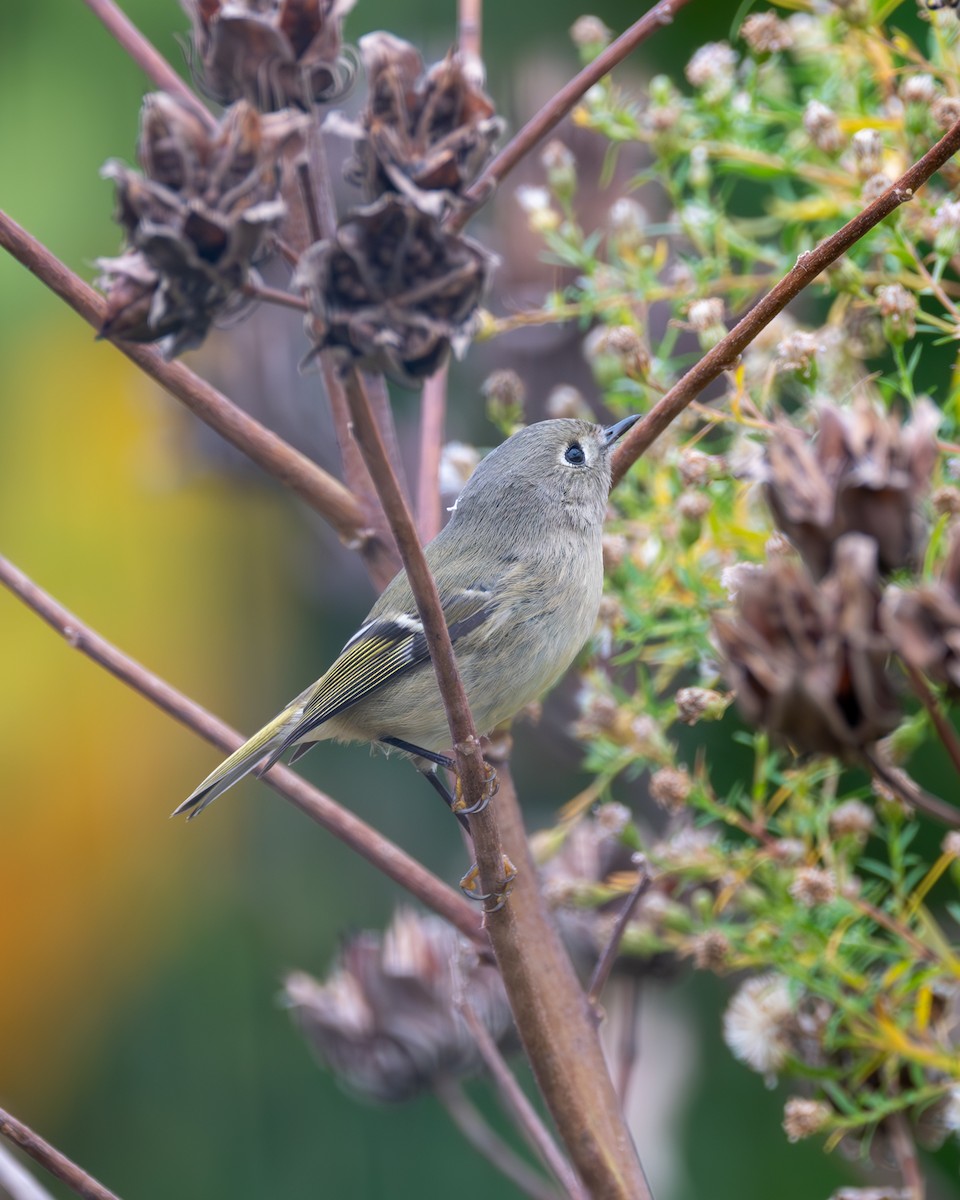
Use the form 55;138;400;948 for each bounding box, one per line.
564;443;586;466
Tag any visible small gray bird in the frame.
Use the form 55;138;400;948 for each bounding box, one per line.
175;414;638;818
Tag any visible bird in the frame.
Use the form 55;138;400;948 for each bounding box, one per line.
175;414;638;820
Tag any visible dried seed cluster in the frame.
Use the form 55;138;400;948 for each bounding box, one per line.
98;95;306;355
284;909;511;1102
181;0;355;111
715;401;946;765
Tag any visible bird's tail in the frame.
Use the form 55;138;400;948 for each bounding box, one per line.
173;704;301;820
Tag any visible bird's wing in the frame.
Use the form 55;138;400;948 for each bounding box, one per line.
292;583;496;741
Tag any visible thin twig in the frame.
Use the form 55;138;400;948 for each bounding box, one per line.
888;1111;925;1200
613;975;643;1105
240;280;309;312
0;210;368;546
0;1106;122;1200
586;858;650;1009
417;363;448;542
79;0;214;129
458;1004;586;1200
458;0;482;61
611;114;960;484
863;749;960;829
0;553;485;946
435;1081;561;1200
339;369;502;880
298;133;410;575
903;662;960;783
452;0;698;231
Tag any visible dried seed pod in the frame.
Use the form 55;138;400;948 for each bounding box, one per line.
181;0;355;111
99;95;307;355
284;909;511;1103
712;534;900;758
763;399;939;579
328;32;503;213
295;195;493;386
882;527;960;695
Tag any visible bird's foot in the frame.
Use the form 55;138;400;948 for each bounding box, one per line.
459;854;518;912
452;762;499;816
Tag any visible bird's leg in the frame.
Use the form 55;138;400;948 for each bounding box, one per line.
380;736;497;820
379;737;470;829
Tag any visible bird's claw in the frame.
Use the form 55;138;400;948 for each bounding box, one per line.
452;762;499;816
459;854;517;911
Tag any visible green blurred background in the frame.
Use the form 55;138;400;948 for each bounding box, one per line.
0;2;863;1197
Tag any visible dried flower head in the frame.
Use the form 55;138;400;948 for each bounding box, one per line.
649;765;693;813
933;95;960;130
181;0;354;110
685;42;738;101
741;12;794;55
723;973;795;1076
783;1097;831;1142
712;535;901;758
900;73;938;106
284;909;511;1102
762;399;939;579
789;866;838;907
881;528;960;696
851;128;884;177
689;929;731;971
545;384;590;420
295;195;493;386
589;324;650;377
99;95;306;355
675;687;728;725
829;799;875;840
330;33;503;214
570;14;613;51
875;283;918;341
803;99;844;154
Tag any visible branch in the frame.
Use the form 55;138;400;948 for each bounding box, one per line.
478;754;654;1200
340;370;497;865
0;553;484;946
79;0;214;129
451;0;698;231
458;1002;584;1200
586;858;650;1009
435;1081;561;1200
458;0;482;61
0;1106;122;1200
611;114;960;484
0;209;371;549
416;363;448;542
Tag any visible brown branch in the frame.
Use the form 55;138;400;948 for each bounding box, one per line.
903;662;960;783
333;371;652;1194
0;1106;122;1200
0;209;369;548
79;0;214;129
291;132;406;587
611;114;960;484
435;1081;562;1200
458;0;482;61
586;857;650;1009
240;280;309;312
451;0;698;231
0;553;484;945
478;753;653;1200
416;363;448;542
459;1002;585;1200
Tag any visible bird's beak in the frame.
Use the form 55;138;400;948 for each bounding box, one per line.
602;414;640;446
